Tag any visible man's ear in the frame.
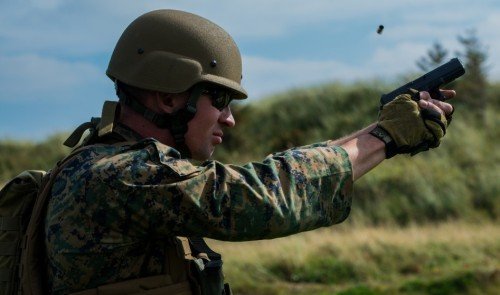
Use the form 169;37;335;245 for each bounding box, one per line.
155;92;186;114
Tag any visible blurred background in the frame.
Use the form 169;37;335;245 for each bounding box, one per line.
1;1;499;294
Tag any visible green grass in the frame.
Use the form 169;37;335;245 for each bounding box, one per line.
210;222;500;294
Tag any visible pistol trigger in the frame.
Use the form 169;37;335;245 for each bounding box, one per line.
407;88;420;101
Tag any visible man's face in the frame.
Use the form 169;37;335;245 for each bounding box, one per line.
184;93;236;160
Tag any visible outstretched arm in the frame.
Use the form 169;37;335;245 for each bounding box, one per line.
341;132;385;181
339;89;456;181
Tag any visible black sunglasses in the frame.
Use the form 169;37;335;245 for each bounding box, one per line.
202;87;234;111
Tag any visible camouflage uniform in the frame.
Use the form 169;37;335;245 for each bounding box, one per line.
44;125;353;294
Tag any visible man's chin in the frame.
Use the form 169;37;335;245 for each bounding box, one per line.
191;148;214;161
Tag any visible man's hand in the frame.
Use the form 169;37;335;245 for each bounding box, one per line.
418;89;455;123
371;89;455;158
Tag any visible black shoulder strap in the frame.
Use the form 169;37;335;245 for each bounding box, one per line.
188;237;221;261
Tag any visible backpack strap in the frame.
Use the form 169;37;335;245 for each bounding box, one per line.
64;101;124;148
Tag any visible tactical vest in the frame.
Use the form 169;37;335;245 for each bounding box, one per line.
20;101;231;295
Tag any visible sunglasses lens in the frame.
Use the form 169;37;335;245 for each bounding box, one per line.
206;88;232;110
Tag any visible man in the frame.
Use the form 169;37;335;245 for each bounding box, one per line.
39;9;454;295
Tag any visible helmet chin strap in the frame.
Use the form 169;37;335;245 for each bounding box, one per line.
115;81;204;159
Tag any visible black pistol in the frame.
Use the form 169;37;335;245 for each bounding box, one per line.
380;58;465;105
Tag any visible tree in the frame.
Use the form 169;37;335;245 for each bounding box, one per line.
456;29;489;113
416;42;449;72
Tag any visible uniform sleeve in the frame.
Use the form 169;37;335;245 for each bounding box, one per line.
90;139;353;241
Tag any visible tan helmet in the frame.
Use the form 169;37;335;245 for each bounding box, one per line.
106;9;247;99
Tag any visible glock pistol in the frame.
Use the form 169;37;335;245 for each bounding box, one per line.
380;58;465;105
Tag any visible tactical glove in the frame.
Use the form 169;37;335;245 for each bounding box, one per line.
370;92;448;158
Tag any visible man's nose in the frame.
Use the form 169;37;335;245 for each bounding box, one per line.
220;107;235;127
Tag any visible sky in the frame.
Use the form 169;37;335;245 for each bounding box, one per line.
1;0;500;140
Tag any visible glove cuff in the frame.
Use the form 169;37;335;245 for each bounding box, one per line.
369;126;398;159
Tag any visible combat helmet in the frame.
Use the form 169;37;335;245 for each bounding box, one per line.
106;9;247;157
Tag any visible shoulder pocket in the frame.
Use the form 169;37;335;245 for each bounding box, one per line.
130;139;200;178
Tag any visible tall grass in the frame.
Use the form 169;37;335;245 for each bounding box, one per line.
1;81;498;225
208;221;500;294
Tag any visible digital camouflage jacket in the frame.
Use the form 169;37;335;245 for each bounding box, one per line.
44;125;353;293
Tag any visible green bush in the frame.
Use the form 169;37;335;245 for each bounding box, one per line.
0;134;70;184
2;80;499;226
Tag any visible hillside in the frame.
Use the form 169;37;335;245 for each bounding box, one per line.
1;80;498;294
214;81;500;225
1;81;499;226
